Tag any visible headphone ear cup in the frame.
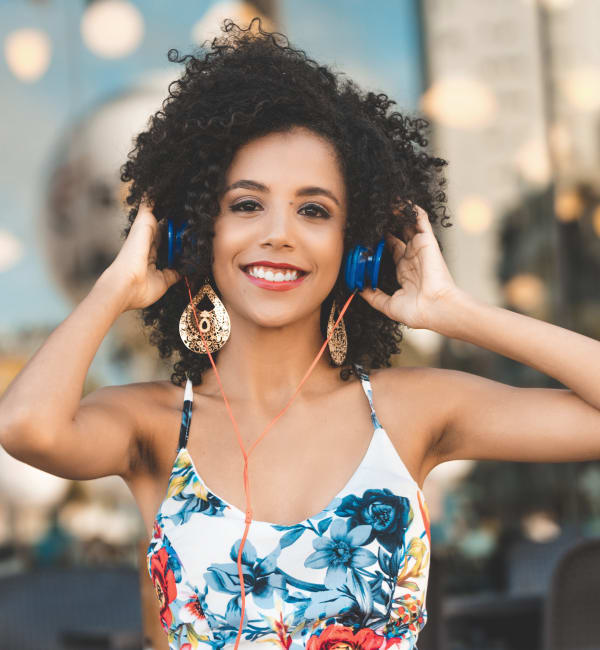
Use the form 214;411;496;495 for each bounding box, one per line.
167;219;198;268
167;219;175;268
344;239;386;291
367;238;385;289
344;245;366;290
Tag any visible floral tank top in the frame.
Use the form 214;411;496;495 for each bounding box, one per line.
147;364;431;650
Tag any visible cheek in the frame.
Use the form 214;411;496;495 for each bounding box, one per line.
314;229;345;277
211;221;244;274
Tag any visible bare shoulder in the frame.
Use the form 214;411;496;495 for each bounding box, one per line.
367;365;448;426
84;378;182;479
365;365;452;485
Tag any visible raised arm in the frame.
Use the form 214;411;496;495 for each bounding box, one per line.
358;204;600;471
421;290;600;470
0;203;180;481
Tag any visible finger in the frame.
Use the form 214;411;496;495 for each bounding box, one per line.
135;201;159;229
148;243;158;265
163;267;181;287
401;205;432;240
385;233;406;266
358;287;395;319
413;205;433;233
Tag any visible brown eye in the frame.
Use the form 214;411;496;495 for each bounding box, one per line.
231;200;260;212
299;203;330;219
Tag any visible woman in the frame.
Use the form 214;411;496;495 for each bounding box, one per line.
1;17;599;650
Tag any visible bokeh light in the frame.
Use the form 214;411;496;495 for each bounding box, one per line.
0;229;24;272
561;66;600;111
503;273;546;312
555;187;584;221
457;196;494;233
191;1;275;45
421;76;497;130
4;27;51;82
81;0;144;59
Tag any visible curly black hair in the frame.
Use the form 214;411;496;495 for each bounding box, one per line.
119;17;452;388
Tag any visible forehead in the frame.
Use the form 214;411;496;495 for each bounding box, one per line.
225;128;345;197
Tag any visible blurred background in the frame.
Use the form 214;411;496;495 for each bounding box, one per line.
1;0;600;649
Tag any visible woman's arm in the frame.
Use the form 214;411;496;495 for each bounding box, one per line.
359;204;600;467
422;289;600;467
0;203;180;480
0;272;138;478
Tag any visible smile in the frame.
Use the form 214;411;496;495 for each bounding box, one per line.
241;264;309;291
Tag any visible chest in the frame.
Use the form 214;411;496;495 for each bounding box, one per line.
145;428;431;649
166;380;381;526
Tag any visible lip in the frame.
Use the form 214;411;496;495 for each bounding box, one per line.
241;267;309;291
242;260;308;272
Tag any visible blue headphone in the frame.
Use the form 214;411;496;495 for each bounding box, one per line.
167;219;385;291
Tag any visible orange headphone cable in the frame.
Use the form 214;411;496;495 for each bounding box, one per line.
183;275;357;650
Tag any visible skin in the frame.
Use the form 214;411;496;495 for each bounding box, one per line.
3;125;600;541
129;126;437;530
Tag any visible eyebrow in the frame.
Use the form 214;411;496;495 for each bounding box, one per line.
224;179;341;207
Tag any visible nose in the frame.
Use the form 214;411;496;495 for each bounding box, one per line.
260;206;295;250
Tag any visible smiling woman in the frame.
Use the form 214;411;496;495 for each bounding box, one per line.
2;11;600;650
0;15;449;650
118;16;450;388
114;17;447;649
211;127;346;327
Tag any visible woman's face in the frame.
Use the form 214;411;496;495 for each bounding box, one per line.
212;126;347;329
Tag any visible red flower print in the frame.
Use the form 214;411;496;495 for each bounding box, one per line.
150;547;177;630
274;611;292;650
183;592;205;620
307;624;386;650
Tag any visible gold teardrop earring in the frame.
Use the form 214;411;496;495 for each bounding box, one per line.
327;299;348;366
179;280;231;354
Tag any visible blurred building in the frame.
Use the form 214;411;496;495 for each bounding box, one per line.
420;0;600;305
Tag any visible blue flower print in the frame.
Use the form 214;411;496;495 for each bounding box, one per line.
336;489;413;553
204;539;286;612
304;519;376;589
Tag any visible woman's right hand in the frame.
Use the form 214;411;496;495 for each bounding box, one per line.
103;200;182;312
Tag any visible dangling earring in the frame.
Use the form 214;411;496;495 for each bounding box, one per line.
327;300;347;366
179;280;231;354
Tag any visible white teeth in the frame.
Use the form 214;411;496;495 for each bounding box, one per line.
246;265;300;282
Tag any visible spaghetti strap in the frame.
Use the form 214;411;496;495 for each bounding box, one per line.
353;363;383;430
177;376;194;450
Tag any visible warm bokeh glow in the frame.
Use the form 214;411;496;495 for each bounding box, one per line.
503;273;546;312
4;27;51;82
191;1;276;45
0;229;24;272
421;76;497;129
538;0;576;10
457;195;494;233
561;66;600;111
555;188;584;222
81;0;144;59
514;135;552;186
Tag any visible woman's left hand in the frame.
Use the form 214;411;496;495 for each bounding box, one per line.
359;204;460;331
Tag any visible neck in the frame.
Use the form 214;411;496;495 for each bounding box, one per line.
201;307;341;410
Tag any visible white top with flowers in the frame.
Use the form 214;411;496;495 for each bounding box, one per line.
147;364;431;650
